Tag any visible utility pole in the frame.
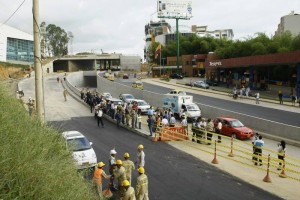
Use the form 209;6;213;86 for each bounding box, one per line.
33;0;45;122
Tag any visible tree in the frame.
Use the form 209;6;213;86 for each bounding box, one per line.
41;23;70;57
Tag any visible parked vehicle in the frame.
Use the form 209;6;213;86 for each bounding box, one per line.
205;80;218;86
193;81;209;89
163;94;201;121
132;81;144;90
168;90;186;95
119;93;135;104
102;92;112;100
123;74;129;79
131;99;150;114
62;131;97;170
107;74;114;81
213;117;254;140
170;73;183;79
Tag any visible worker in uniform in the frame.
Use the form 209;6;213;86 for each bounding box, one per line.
109;149;118;191
63;88;68;101
113;159;127;198
123;153;135;185
136;167;149;200
135;144;145;168
122;180;136;200
93;162;111;199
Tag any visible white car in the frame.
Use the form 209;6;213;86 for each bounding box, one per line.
131;99;151;114
62;131;97;170
119;93;135;104
102;92;112;100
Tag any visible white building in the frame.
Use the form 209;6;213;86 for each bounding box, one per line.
0;24;33;64
191;25;234;40
275;11;300;36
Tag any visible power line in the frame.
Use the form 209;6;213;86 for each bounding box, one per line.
0;0;26;27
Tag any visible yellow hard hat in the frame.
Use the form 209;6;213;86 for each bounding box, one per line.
138;144;144;149
124;153;130;158
98;162;105;168
122;180;130;187
116;159;123;165
138;167;145;174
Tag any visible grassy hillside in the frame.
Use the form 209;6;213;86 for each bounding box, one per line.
0;83;96;199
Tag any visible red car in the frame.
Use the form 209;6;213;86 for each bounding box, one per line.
213;117;254;140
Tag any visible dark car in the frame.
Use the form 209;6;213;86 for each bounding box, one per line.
123;74;129;79
170;73;183;79
205;80;218;86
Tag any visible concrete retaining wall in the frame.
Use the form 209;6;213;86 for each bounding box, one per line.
67;71;300;142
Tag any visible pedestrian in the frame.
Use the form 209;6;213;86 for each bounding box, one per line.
97;107;104;127
57;77;60;83
169;114;176;127
135;144;145;168
278;90;283;104
93;162;111;199
255;92;260;104
161;115;169;127
122;180;136;200
80;88;84;100
147;116;154;136
123;153;135;185
130;109;137;129
116;110;122;128
63;88;68;101
136;167;149;200
191;118;199;142
27;97;34;116
254;135;264;166
291;94;296;106
277;140;286;170
137;113;142;129
109;149;118;191
113;160;127;198
125;106;131;126
245;86;250;98
180;114;188;129
252;133;259;162
216;119;222;143
147;106;154;117
206;118;214;145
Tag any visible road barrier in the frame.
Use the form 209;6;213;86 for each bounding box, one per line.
149;124;300;183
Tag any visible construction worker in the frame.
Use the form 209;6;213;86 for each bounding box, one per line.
93;162;111;199
122;180;136;200
63;88;68;101
123;153;135;185
135;144;145;168
113;159;127;198
109;149;118;191
136;167;149;200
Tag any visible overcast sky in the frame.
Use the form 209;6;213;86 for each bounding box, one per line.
0;0;299;58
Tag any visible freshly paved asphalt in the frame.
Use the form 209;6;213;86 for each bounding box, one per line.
18;75;282;200
117;79;300;127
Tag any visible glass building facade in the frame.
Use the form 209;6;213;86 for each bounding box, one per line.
6;37;34;63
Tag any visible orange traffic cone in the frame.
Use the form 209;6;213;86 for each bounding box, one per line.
211;140;219;164
263;154;272;183
279;163;287;178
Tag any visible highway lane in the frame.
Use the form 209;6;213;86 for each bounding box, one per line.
117;79;300;127
22;75;281;200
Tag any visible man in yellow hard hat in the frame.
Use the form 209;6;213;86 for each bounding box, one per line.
123;152;135;185
122;180;136;200
113;159;127;198
135;144;145;168
136;167;149;200
93;162;111;199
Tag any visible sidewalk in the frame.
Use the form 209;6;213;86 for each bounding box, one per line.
63;79;300;200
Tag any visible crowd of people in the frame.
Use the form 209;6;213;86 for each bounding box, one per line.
93;145;148;200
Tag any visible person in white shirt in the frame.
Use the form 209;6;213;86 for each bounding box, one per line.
180;115;188;128
169;114;176;127
216;120;222;143
255;92;260;104
161;116;169;127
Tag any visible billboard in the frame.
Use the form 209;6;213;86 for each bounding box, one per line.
157;0;192;19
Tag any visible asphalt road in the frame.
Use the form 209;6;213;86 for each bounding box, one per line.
117;79;300;127
19;75;282;200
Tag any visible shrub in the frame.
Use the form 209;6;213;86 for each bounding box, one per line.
0;83;96;200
